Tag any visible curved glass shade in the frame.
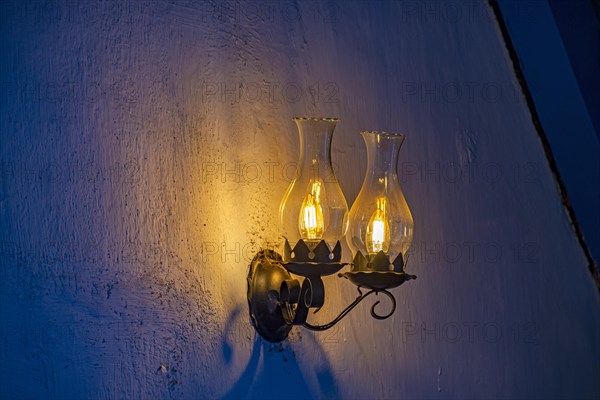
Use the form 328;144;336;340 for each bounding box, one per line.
346;131;414;261
279;118;349;248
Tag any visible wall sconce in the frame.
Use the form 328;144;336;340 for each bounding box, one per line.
247;117;416;342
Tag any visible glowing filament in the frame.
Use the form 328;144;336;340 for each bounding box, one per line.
366;197;390;254
299;181;324;240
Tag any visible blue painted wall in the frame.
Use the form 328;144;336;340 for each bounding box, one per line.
1;1;599;398
498;0;600;269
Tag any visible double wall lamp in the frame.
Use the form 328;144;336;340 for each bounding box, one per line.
247;117;416;342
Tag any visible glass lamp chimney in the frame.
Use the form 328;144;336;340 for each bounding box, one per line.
279;118;349;249
346;131;414;262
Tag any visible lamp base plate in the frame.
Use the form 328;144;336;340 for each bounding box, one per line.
247;249;292;342
340;270;416;290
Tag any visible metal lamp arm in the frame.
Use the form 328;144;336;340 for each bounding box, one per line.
303;287;397;331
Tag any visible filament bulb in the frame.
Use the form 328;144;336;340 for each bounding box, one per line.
366;197;390;254
299;180;324;241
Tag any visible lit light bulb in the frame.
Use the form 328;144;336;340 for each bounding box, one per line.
298;180;324;241
366;197;390;254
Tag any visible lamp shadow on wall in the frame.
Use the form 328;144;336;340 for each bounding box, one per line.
220;305;339;399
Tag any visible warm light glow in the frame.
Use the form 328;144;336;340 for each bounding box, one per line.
366;197;390;254
299;180;324;240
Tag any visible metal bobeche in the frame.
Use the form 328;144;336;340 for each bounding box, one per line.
352;250;405;272
340;250;417;291
281;239;347;277
283;239;342;263
339;270;416;291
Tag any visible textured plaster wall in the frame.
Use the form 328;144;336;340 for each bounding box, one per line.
1;1;599;399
